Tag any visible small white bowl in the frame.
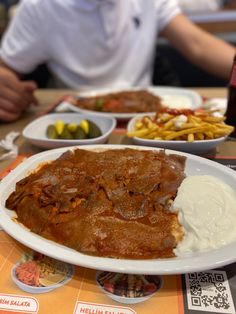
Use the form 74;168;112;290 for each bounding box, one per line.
96;271;162;304
23;113;116;149
11;262;74;294
127;113;226;154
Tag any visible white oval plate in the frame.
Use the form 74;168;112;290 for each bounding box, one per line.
63;86;202;120
0;145;236;275
127;113;226;154
22;113;116;149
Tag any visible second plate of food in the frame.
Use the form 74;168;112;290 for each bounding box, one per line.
61;86;202;120
23;113;116;149
127;110;234;154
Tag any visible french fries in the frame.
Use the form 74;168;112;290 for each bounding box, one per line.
127;109;235;142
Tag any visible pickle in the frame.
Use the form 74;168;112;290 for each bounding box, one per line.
46;124;58;139
80;119;89;134
87;120;102;138
46;119;100;140
73;126;87;139
55;120;65;135
59;125;74;139
94;98;104;111
67;123;78;133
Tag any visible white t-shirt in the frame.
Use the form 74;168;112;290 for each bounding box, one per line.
0;0;181;89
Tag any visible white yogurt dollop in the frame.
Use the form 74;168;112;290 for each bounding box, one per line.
171;175;236;255
161;95;192;109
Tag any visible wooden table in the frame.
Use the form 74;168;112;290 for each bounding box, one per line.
0;87;235;172
196;19;236;33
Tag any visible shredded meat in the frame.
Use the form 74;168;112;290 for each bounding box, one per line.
6;148;186;259
76;90;163;113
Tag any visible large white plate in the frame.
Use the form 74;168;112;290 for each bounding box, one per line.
62;86;202;120
0;145;235;275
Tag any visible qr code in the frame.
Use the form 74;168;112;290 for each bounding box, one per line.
185;270;235;313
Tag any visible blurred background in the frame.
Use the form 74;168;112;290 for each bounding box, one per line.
154;0;236;87
0;0;236;88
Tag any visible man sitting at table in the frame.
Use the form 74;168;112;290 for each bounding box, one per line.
0;0;235;122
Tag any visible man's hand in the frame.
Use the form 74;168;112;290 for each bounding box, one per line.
0;67;38;122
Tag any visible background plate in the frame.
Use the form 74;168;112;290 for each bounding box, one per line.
63;86;202;120
0;145;236;275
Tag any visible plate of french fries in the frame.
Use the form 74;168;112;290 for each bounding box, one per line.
127;109;235;154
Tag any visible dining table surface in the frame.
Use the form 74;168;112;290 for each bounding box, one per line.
0;86;236;314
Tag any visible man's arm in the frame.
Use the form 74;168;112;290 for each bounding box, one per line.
0;0;48;121
0;60;38;122
161;13;236;80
